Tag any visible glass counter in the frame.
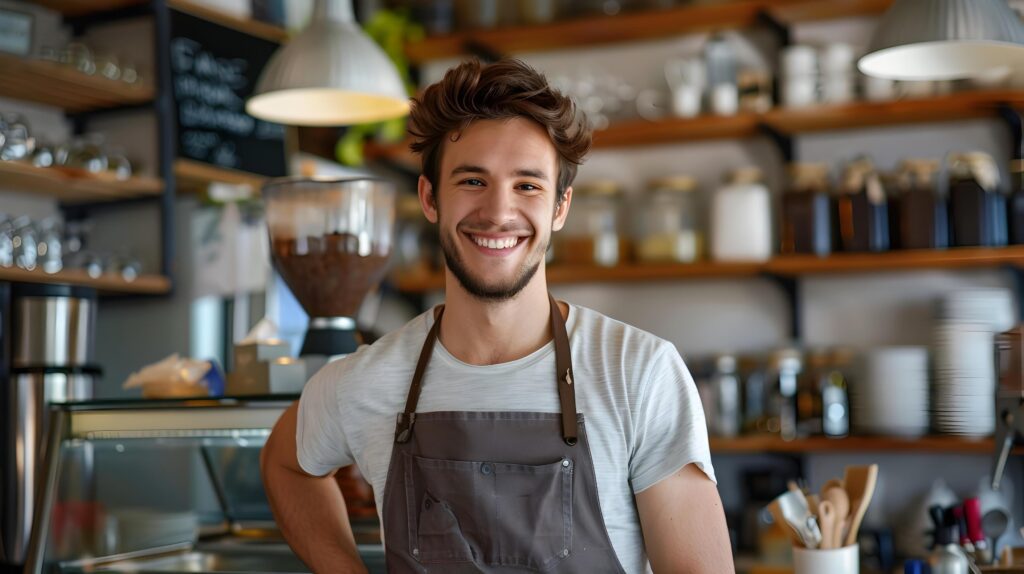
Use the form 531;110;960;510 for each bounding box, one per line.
22;397;384;574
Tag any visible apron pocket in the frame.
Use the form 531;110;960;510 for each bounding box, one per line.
404;453;572;571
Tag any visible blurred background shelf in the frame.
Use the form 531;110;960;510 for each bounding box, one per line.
392;247;1024;292
366;90;1023;169
709;435;1002;454
32;0;146;17
405;0;894;64
174;159;268;193
167;0;289;43
0;266;171;295
0;53;154;113
0;161;164;203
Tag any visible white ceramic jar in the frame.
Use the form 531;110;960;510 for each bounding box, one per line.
710;167;773;262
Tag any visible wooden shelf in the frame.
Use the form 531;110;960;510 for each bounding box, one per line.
0;266;171;295
367;90;1022;168
168;0;288;43
392;246;1024;292
406;0;893;63
34;0;147;17
710;435;998;454
174;159;268;193
762;89;1024;134
0;161;163;203
0;53;154;113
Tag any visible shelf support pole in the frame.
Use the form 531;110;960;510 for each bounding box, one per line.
153;0;177;290
763;272;801;341
758;123;795;164
998;104;1022;161
1004;265;1024;323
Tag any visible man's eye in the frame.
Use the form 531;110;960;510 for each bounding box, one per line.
461;178;485;186
518;183;539;191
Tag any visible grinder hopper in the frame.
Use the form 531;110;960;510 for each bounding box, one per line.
263;176;395;357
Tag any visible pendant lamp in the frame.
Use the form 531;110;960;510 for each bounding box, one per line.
858;0;1024;80
246;0;410;126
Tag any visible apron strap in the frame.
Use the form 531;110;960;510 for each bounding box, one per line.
395;297;578;446
396;305;444;443
550;295;578;446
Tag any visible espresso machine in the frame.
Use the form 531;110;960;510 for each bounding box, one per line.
1;283;99;567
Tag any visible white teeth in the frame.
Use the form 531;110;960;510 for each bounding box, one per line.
473;236;518;249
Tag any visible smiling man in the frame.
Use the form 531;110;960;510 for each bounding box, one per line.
261;59;733;573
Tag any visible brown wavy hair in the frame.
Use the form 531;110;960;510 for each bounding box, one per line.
408;58;591;204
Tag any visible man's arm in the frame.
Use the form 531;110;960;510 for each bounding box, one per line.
636;463;734;573
260;402;367;574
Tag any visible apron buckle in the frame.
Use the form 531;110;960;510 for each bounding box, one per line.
396;413;417;443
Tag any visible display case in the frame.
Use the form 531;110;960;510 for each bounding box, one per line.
21;397;384;573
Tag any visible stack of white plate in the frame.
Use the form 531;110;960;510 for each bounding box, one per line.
936;288;1015;333
932;322;996;436
851;347;929;437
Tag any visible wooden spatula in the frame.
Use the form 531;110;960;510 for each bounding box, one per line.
822;486;850;548
843;464;879;547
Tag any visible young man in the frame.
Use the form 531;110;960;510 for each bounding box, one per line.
261;58;733;573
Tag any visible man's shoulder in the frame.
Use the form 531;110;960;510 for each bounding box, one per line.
569;304;676;361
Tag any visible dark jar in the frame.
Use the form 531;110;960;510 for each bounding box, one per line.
780;163;832;256
893;158;949;250
949;151;1007;247
836;156;890;252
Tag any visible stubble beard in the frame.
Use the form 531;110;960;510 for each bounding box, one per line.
439;225;546;302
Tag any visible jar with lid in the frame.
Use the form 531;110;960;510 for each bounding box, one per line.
780;163;832;256
394;194;438;280
803;349;851;438
948;151;1007;247
557;180;626;266
836;156;890;252
765;348;802;440
1009;159;1024;244
891;159;948;250
711;167;772;262
635;176;700;263
709;354;741;438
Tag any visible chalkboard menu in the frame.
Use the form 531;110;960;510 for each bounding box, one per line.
170;10;287;177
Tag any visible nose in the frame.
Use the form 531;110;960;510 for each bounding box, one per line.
477;184;518;227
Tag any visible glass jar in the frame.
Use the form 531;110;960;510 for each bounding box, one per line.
949;151;1007;247
1009;159;1024;245
836;156;890;252
710;354;741;438
780;163;832;256
765;348;802;440
557;180;625;267
711;167;772;262
635;176;700;263
893;159;948;250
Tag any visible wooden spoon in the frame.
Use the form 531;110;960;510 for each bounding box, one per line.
822;486;850;548
843;464;879;547
817;500;836;550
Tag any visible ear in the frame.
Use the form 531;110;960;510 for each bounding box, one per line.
552;186;573;232
418;175;438;224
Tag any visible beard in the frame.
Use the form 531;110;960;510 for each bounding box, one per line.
439;224;546;302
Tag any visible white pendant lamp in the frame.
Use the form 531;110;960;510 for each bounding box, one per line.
858;0;1024;80
246;0;410;126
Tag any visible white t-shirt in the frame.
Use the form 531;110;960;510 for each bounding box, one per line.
296;303;715;574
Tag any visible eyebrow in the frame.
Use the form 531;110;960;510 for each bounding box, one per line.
450;165;550;182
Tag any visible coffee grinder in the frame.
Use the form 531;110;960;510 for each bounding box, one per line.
263;176;395;360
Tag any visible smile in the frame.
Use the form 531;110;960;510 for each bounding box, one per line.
466;233;526;252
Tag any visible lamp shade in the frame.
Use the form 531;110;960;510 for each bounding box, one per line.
246;0;410;126
858;0;1024;80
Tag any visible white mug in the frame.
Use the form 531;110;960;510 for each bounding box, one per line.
793;544;859;574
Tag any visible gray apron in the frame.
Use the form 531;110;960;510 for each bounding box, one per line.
381;296;628;573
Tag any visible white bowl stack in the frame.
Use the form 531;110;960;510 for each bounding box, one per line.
852;347;930;437
931;289;1014;437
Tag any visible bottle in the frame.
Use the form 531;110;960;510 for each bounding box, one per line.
710;354;741;438
710;167;772;262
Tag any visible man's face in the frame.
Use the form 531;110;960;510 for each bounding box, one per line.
418;117;572;302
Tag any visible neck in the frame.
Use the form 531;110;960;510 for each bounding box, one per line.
438;267;560;366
